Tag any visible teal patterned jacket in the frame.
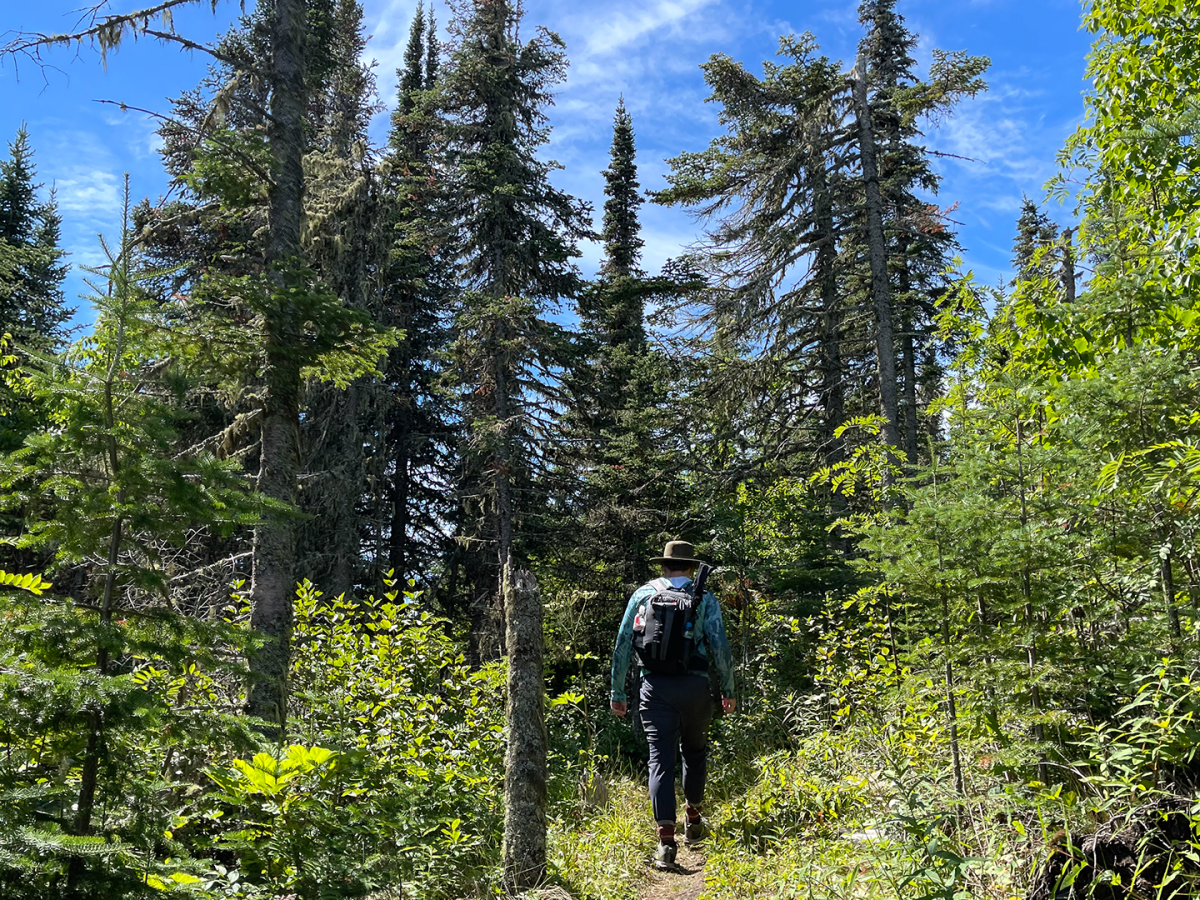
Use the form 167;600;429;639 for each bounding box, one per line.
610;575;736;703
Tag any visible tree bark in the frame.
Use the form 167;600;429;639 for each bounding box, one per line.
899;279;919;465
813;161;845;468
1061;227;1076;303
388;399;411;584
852;51;901;456
1162;541;1181;641
73;514;121;840
502;561;547;890
489;315;514;658
68;365;126;893
326;383;361;599
247;0;306;730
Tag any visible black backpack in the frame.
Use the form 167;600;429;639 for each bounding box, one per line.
632;564;711;675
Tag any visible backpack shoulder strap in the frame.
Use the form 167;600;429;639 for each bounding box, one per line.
650;577;672;591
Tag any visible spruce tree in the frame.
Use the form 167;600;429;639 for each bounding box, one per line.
580;98;649;420
1012;196;1061;285
125;0;393;723
368;2;459;591
438;0;588;885
600;98;643;282
855;0;988;462
561;99;686;597
654;36;858;475
439;0;587;641
0;187;256;891
0;127;69;358
295;0;382;601
0;128;71;569
657;10;985;502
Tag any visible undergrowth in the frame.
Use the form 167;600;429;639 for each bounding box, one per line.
554;660;1200;900
551;779;651;900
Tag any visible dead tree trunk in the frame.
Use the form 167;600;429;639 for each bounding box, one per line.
502;562;547;890
247;0;306;731
852;51;901;456
1061;227;1076;303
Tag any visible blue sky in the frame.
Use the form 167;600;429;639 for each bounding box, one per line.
0;0;1094;326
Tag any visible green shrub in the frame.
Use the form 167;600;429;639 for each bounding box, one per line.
280;581;507;898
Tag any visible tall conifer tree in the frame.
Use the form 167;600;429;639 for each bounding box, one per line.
296;0;382;601
0;128;69;359
0;127;69;466
855;0;987;461
562;100;685;593
368;2;459;591
659;15;985;477
1012;197;1061;285
438;0;588;885
655;37;857;474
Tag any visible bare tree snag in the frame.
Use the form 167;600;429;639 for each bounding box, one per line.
502;561;547;891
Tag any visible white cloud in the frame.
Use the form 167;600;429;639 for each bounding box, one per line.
54;168;123;221
362;0;417;112
922;70;1084;250
35;126;126;232
576;0;718;57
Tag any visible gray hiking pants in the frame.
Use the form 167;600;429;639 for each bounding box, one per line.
639;672;713;825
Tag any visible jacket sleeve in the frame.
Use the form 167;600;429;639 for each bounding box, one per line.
610;589;646;703
702;591;736;699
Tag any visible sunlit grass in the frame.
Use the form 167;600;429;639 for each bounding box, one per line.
549;777;653;900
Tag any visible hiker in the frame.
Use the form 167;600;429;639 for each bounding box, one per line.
610;540;736;870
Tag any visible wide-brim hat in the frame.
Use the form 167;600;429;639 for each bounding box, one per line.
650;540;703;566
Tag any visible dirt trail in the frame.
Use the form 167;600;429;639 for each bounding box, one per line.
640;844;706;900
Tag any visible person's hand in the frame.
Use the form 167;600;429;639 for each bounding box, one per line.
722;696;736;715
611;700;627;718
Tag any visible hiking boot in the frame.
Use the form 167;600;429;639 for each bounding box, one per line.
653;839;677;870
684;816;706;844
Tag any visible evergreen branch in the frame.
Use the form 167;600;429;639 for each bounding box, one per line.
1113;98;1200;145
95;100;275;187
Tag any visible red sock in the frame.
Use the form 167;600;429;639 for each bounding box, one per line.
657;823;676;843
686;803;702;823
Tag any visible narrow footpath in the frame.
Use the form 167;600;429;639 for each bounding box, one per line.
640;844;706;900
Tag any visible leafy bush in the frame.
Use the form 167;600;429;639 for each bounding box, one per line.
0;575;509;900
1079;661;1200;799
280;581;507;898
